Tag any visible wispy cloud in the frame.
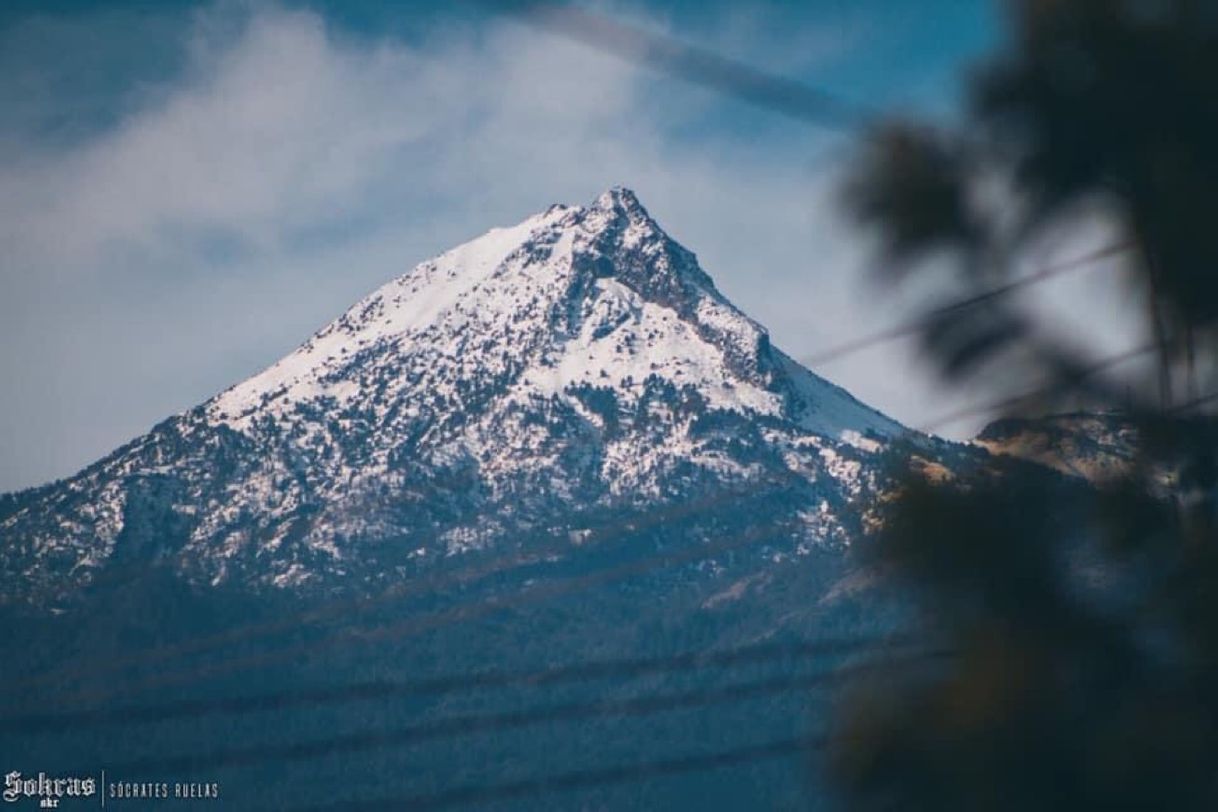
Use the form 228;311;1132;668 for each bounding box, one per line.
3;8;434;265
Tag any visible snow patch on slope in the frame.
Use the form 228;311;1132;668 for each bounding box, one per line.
210;205;574;426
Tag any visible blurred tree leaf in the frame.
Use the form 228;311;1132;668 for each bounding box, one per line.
829;2;1218;809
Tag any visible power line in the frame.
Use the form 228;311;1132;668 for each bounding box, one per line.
23;495;808;711
3;475;791;700
101;651;935;775
490;2;1136;377
7;635;921;734
917;343;1158;432
493;2;1158;441
801;241;1133;368
492;2;872;131
288;734;825;812
1170;389;1218;414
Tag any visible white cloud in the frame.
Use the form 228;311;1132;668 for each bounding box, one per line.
2;8;435;265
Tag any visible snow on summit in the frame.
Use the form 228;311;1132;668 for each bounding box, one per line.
2;187;913;604
209;187;899;443
209;202;573;424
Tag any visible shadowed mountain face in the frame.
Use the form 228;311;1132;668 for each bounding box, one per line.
1;188;920;610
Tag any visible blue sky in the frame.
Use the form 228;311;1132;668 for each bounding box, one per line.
0;1;1142;491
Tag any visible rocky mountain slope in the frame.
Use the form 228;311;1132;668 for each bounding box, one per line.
1;188;921;611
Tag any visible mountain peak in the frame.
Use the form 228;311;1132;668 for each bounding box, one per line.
591;185;646;214
1;188;910;603
202;188;899;442
580;187;665;255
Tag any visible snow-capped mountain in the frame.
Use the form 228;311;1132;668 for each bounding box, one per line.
1;188;914;609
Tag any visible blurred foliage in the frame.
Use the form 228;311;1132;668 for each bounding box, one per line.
829;1;1218;809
